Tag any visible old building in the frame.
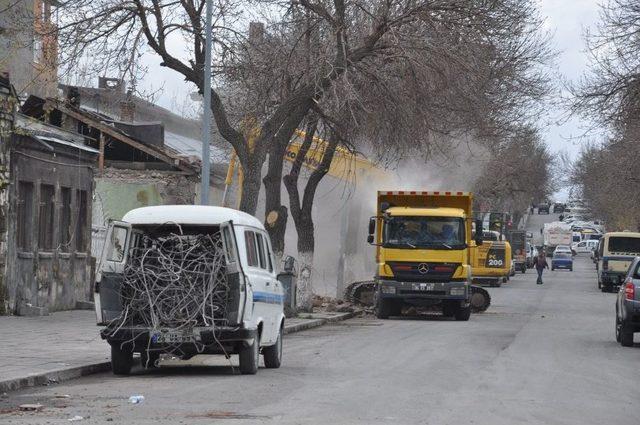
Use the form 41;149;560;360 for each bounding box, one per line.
0;0;58;98
0;75;98;315
20;82;228;258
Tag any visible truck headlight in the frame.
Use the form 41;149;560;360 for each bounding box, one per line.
450;287;465;296
381;285;396;294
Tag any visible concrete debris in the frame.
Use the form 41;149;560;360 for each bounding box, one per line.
19;403;43;411
68;415;84;421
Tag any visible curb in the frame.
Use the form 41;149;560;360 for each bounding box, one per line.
283;311;357;335
0;311;357;393
0;361;111;393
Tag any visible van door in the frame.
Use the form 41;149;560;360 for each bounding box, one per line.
95;221;131;325
220;221;247;327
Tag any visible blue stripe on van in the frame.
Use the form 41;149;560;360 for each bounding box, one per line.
253;291;284;304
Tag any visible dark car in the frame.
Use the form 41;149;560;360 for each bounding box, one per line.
615;256;640;347
538;204;550;214
552;203;565;213
551;252;573;271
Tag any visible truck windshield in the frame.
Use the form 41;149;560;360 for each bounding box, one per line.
383;216;465;249
608;237;640;254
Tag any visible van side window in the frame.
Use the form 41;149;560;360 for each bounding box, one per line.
245;231;259;267
265;237;274;272
255;233;267;269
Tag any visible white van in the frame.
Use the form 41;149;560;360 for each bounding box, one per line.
597;231;640;292
94;205;285;375
572;239;598;254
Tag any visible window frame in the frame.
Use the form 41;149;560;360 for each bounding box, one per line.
244;230;259;268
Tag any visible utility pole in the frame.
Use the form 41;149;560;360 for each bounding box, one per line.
200;0;213;205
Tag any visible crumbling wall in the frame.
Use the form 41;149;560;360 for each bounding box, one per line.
93;168;197;257
0;79;14;314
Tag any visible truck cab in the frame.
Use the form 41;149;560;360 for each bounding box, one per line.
597;232;640;292
94;205;285;375
368;191;481;321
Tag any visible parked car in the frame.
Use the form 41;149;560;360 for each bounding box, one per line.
551;252;573;271
615;256;640;346
572;239;599;254
552;203;565;213
538;204;550;214
597;232;640;292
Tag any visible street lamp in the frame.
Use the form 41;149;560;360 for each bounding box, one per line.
200;0;213;205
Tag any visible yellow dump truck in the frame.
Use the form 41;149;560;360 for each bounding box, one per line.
367;191;484;321
470;230;512;287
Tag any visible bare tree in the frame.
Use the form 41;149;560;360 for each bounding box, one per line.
570;0;640;229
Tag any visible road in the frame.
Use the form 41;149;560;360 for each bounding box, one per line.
2;213;639;424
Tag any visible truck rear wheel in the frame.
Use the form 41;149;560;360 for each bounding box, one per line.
454;304;471;321
111;344;133;376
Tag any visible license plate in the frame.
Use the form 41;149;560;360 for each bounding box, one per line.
152;330;194;344
412;283;435;291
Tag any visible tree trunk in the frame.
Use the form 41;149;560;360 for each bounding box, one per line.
263;140;289;258
239;162;262;215
284;122;340;311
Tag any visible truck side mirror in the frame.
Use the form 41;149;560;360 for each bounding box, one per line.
367;234;374;244
475;219;484;245
368;217;376;237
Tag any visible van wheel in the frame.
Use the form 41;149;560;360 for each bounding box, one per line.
521;267;526;274
111;344;133;376
239;335;260;375
454;304;471;321
263;326;283;369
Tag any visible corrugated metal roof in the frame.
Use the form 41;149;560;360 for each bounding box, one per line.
164;131;228;164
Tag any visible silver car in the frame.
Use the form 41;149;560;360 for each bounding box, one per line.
615;256;640;347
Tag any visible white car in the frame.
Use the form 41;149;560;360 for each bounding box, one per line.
554;245;573;255
572;239;599;253
95;205;285;375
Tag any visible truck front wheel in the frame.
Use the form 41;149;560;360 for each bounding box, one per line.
454;304;471;321
375;295;394;319
111;344;133;376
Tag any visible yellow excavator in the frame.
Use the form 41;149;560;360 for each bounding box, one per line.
221;130;491;312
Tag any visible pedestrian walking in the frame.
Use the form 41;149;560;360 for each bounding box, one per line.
533;250;549;284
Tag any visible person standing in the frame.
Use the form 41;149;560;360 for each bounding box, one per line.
533;250;549;284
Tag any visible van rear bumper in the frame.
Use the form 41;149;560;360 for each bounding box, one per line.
101;325;257;355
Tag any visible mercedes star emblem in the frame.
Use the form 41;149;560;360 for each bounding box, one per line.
417;263;429;274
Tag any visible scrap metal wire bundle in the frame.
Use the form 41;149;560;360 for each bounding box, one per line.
106;232;229;346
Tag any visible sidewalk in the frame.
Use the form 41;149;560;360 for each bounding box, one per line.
0;309;355;392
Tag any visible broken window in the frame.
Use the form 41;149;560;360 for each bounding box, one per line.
255;232;267;270
245;231;259;267
17;181;34;250
75;190;88;252
59;187;71;251
38;184;55;251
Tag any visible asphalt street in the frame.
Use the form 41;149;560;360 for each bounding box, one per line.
1;213;638;424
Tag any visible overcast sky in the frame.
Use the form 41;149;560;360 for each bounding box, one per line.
143;0;604;162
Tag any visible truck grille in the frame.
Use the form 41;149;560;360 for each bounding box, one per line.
388;262;460;282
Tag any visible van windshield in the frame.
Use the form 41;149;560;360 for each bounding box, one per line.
608;236;640;254
384;216;465;249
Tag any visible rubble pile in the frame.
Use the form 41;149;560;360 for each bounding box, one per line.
105;233;229;347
